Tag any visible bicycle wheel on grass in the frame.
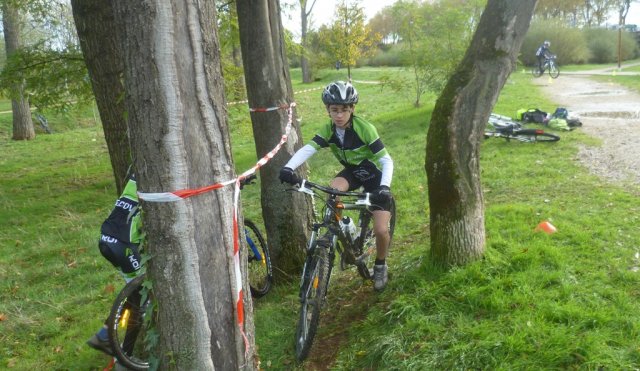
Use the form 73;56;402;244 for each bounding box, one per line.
108;274;153;371
295;241;331;362
513;129;560;143
355;198;396;280
244;219;273;298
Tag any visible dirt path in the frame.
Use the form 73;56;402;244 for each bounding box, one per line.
531;66;640;185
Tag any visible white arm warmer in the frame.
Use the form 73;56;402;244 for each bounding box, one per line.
379;154;393;187
284;144;317;170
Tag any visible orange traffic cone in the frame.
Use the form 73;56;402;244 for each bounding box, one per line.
535;221;557;234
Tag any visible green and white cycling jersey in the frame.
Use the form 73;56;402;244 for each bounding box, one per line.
285;115;393;187
311;115;388;169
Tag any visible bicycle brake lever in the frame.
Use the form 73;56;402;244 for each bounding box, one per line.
355;193;372;206
297;180;314;196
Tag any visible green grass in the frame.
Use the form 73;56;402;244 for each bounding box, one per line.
2;66;640;369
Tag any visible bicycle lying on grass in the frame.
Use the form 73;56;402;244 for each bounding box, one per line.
485;114;560;143
291;179;396;362
107;176;272;370
532;54;560;79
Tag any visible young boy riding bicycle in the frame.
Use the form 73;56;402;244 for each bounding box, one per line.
279;81;394;291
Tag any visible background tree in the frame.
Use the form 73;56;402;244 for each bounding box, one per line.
237;0;311;280
319;0;380;80
71;0;130;194
425;0;537;268
299;0;317;83
112;0;256;368
1;0;35;140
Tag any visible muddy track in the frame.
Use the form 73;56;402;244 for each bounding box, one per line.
531;65;640;185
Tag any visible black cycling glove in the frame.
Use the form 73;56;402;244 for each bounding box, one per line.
279;167;300;185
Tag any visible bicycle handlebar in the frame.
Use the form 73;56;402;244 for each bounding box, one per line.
293;179;373;207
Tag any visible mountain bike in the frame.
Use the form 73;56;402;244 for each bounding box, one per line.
107;176;272;369
291;179;396;362
485;115;560;143
532;55;560;78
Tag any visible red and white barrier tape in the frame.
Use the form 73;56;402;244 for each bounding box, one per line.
137;102;295;355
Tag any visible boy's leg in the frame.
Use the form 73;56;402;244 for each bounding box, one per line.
372;210;391;291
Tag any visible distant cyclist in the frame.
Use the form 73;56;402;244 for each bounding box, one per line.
86;171;144;356
535;40;552;72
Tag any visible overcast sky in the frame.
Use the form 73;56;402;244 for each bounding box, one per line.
281;0;640;38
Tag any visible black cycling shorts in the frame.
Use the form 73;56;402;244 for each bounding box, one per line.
98;234;142;275
336;166;393;211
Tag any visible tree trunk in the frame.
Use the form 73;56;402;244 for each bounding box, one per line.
425;0;537;268
2;2;35;141
70;0;130;194
112;1;255;369
237;0;312;281
300;1;312;83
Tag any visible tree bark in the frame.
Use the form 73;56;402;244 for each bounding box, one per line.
2;1;35;141
237;0;312;280
300;0;314;83
112;1;255;369
425;0;537;268
70;0;130;194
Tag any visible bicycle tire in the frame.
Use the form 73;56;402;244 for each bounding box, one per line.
355;198;397;280
548;63;560;78
531;67;543;78
295;241;331;362
108;274;152;371
245;219;273;298
513;129;560;143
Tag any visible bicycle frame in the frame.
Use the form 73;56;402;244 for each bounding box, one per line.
297;180;375;286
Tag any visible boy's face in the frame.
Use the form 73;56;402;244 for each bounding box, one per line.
327;104;353;129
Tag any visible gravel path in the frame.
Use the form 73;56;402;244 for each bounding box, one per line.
530;66;640;185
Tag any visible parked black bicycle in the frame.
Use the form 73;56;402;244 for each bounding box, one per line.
107;175;272;369
485;115;559;143
532;55;560;79
291;179;396;362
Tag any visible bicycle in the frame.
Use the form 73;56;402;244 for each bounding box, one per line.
485;114;560;143
532;55;560;79
291;179;396;362
107;176;272;369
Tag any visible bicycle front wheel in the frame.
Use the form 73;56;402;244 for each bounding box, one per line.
245;220;273;298
513;129;560;143
108;274;153;371
548;63;560;78
295;241;331;362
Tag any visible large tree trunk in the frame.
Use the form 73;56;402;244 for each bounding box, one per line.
237;0;312;280
112;1;255;369
425;0;537;268
70;0;130;194
2;2;35;141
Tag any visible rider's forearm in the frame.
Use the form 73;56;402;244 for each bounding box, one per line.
285;144;317;170
379;154;393;187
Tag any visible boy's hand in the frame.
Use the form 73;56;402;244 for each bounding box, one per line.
373;185;392;203
279;167;300;185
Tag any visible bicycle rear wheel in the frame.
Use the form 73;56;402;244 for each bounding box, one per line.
244;220;273;298
295;241;331;362
513;129;560;143
531;67;543;78
108;274;153;371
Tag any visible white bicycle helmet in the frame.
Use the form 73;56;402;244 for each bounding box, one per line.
321;81;359;105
